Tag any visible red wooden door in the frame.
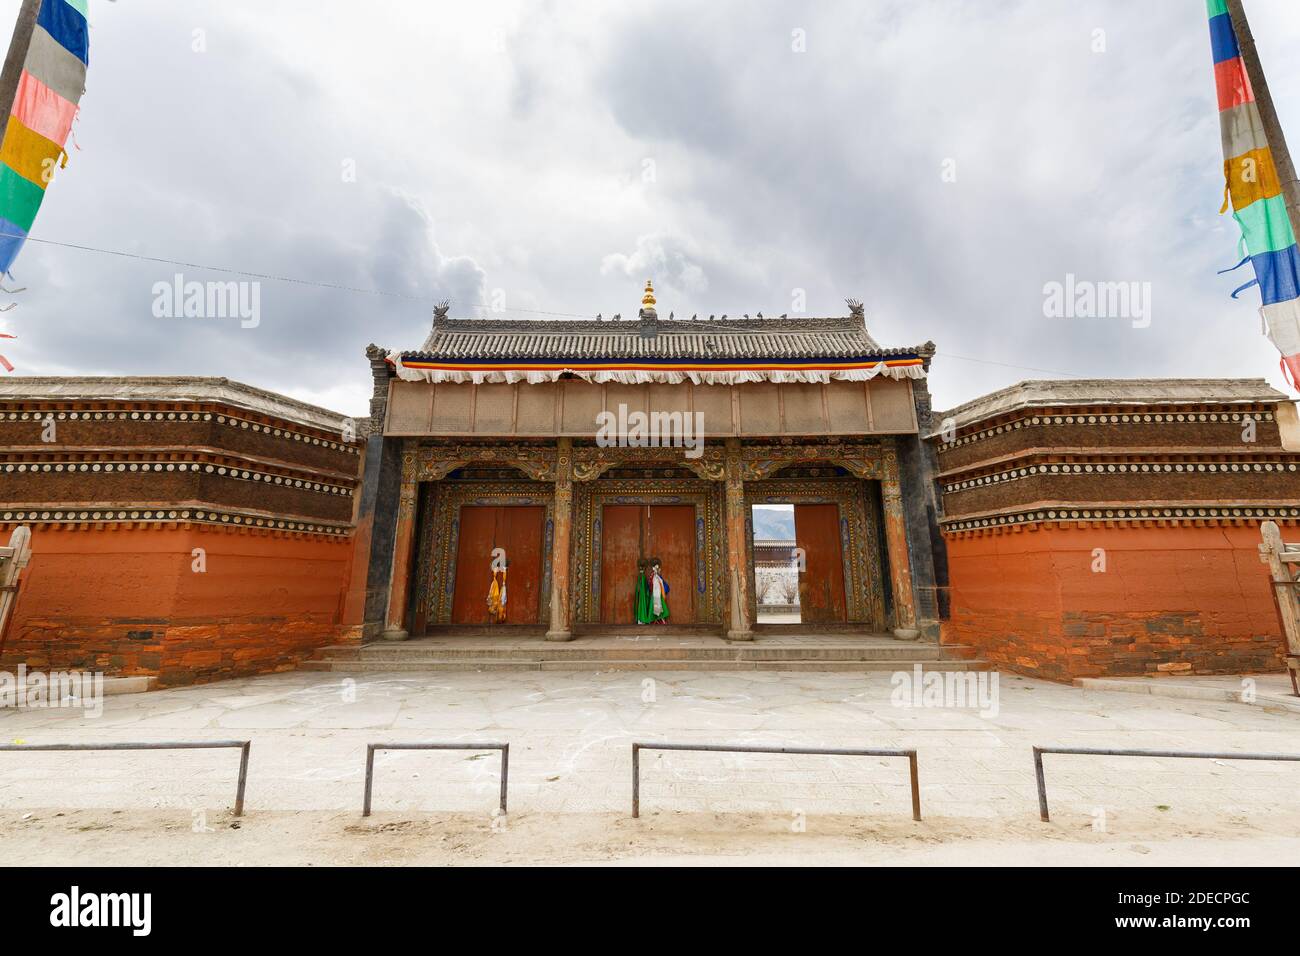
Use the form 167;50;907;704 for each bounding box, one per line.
450;505;544;625
646;505;695;624
600;505;642;624
794;503;847;624
600;504;696;624
501;506;544;624
451;506;497;624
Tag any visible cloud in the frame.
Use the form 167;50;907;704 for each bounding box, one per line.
1;0;1297;415
600;234;717;297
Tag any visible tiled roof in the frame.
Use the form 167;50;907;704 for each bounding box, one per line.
0;376;359;433
406;315;914;362
934;378;1288;432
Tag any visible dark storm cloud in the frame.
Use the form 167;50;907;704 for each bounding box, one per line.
1;0;485;411
15;185;482;383
0;0;1296;414
588;1;1300;405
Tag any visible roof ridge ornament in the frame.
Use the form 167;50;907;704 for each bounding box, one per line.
639;279;659;339
845;298;865;324
432;300;451;332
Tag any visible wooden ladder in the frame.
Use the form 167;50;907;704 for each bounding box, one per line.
1260;520;1300;696
0;526;31;649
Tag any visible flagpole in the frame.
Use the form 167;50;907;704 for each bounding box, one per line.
0;0;41;153
1227;0;1300;238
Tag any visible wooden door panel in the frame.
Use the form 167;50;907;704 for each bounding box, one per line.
451;506;499;625
601;505;642;623
648;505;696;624
450;505;545;625
794;503;847;624
502;506;544;624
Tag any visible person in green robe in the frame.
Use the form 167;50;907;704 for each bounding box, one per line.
634;559;654;624
647;557;670;624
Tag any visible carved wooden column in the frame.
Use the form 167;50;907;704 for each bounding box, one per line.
545;437;575;641
724;438;754;641
381;449;418;641
881;448;918;638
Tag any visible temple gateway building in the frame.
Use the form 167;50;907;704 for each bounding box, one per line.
356;283;947;647
3;283;1297;684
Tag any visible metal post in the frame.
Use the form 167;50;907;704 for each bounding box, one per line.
0;740;252;815
498;743;509;816
361;742;508;816
1033;746;1300;824
631;743;640;819
907;750;921;822
1033;746;1049;822
234;741;250;817
630;742;920;820
362;744;376;817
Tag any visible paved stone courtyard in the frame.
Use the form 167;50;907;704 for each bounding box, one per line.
3;668;1299;815
1;668;1299;864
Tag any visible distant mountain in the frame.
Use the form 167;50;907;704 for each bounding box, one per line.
751;506;795;540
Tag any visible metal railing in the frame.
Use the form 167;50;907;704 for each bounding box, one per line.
18;739;1300;826
362;741;509;817
0;739;251;815
1033;745;1300;822
631;742;921;820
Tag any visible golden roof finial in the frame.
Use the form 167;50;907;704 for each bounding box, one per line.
641;279;656;310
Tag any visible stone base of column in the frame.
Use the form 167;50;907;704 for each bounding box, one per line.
726;629;754;642
892;627;920;642
544;629;574;642
379;627;409;642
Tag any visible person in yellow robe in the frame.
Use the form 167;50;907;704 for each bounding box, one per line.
487;562;507;624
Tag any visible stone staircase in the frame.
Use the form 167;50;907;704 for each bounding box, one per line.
300;625;988;673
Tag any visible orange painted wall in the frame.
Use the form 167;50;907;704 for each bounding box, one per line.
1;525;356;685
941;525;1286;681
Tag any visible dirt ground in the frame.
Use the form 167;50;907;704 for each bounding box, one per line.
5;669;1300;865
5;805;1300;866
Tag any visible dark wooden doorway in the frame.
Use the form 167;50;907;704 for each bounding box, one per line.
450;505;545;625
793;503;848;624
600;504;696;624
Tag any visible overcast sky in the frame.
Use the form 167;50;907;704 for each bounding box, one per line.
1;0;1298;416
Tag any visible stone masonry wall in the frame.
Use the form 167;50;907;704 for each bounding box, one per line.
0;378;364;685
1;525;355;685
941;524;1284;682
931;381;1299;682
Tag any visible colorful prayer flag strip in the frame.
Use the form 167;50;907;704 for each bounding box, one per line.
1207;0;1300;387
0;0;88;275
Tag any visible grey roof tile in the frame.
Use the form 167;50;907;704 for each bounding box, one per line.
933;378;1288;432
403;314;929;361
0;376;358;433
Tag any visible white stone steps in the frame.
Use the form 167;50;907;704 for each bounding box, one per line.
298;658;989;673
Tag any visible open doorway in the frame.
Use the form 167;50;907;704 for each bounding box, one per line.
752;501;850;625
752;504;800;624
